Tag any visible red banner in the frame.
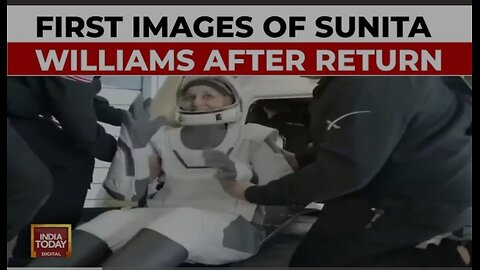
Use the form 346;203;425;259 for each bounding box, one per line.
7;42;472;75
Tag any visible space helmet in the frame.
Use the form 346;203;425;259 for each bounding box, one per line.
176;76;242;126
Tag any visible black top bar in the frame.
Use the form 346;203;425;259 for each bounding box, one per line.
6;0;473;5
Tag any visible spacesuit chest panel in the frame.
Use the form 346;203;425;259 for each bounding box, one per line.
148;125;258;220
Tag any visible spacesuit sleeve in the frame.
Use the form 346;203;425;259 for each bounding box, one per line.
249;128;294;186
103;123;163;202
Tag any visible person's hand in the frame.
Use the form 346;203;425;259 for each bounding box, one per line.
218;180;255;201
281;149;300;171
123;95;170;148
203;149;254;200
203;149;253;182
457;245;471;266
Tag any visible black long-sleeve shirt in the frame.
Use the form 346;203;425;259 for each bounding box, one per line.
94;95;127;127
7;76;124;162
245;77;472;212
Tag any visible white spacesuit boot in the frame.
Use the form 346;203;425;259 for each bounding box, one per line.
101;228;188;268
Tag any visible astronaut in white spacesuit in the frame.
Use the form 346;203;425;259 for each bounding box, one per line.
29;76;295;268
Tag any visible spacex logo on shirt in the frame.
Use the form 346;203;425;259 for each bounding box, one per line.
326;111;371;131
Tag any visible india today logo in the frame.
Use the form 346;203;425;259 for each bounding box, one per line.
31;224;72;258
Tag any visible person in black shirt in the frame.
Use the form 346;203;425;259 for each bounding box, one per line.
7;76;127;266
7;118;52;243
207;76;472;266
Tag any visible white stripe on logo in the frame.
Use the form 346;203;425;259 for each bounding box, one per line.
326;111;371;131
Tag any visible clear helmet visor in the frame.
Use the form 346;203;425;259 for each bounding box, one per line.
176;76;242;125
178;85;236;113
177;77;240;113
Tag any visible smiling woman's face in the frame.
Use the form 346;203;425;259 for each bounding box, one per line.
179;85;234;112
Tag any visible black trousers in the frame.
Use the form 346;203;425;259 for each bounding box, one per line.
8;118;94;266
7;119;53;242
289;197;468;267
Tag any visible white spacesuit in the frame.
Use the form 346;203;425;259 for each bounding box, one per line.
29;76;295;268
